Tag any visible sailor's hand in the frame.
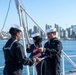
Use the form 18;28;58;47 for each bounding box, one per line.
36;57;42;62
26;43;31;48
38;47;44;52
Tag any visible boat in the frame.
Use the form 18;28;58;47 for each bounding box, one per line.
0;0;76;75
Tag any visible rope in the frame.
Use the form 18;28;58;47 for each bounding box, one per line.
20;0;25;8
20;0;29;42
20;0;29;28
20;0;45;35
1;0;12;32
20;6;46;34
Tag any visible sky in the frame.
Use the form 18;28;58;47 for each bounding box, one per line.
0;0;76;31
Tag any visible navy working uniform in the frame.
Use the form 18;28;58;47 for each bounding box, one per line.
26;42;45;75
3;37;34;75
44;37;63;75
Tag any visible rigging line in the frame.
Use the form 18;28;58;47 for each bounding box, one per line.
25;13;29;38
20;6;46;34
20;0;29;42
1;0;12;32
21;12;30;44
25;13;29;31
24;13;29;40
20;0;25;8
20;0;29;30
20;0;45;34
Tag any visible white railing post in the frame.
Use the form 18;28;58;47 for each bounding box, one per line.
33;66;36;75
62;53;65;75
62;51;76;68
33;66;34;75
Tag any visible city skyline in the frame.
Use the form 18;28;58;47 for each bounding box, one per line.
0;24;76;40
1;23;76;32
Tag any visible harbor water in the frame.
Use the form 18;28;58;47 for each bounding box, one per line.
0;40;76;75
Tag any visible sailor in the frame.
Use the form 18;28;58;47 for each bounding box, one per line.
39;28;63;75
3;25;40;75
26;33;45;75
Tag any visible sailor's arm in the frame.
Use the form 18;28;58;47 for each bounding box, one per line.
26;44;34;53
15;44;34;66
44;41;63;56
15;44;42;66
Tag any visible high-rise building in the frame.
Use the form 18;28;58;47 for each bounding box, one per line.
33;25;38;33
71;25;76;38
67;28;72;38
40;30;43;37
54;24;61;38
61;29;65;38
65;29;69;38
28;29;32;37
54;24;58;32
45;24;52;30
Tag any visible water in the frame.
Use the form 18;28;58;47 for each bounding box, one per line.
0;40;76;75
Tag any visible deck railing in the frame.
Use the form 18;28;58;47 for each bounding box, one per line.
0;51;76;75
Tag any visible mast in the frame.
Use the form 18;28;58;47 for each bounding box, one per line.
14;0;30;75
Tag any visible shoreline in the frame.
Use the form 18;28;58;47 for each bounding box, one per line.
0;39;76;41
